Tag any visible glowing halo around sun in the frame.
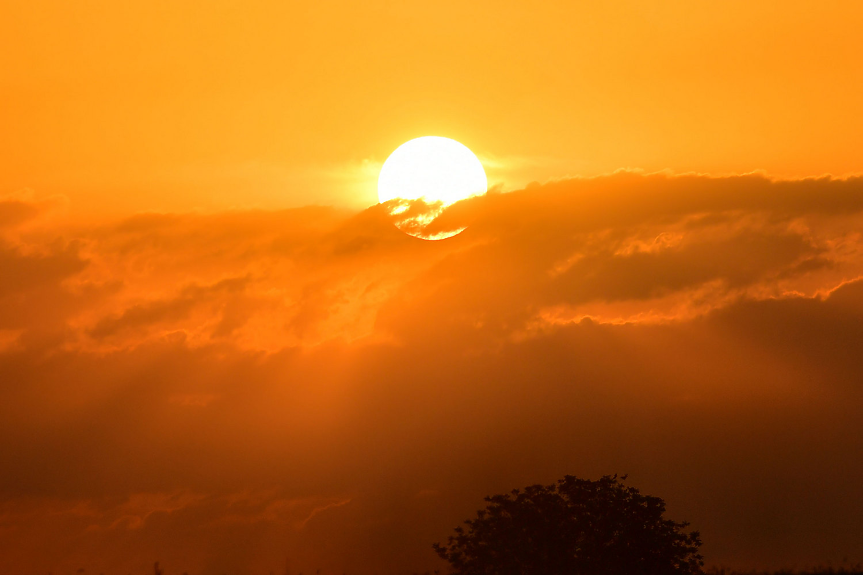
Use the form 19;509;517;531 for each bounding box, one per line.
377;136;488;240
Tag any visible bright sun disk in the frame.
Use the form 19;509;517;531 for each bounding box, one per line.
377;136;487;239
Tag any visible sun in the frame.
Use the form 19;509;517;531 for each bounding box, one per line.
378;136;487;240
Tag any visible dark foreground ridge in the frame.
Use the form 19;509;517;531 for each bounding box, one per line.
140;564;863;575
707;569;863;575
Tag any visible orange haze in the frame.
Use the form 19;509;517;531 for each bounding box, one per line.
3;2;863;574
4;173;863;573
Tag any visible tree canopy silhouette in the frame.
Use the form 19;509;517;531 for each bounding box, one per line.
433;474;703;575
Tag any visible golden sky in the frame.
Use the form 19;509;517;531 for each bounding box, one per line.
3;2;863;575
3;1;863;215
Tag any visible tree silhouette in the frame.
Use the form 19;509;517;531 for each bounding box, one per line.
433;474;703;575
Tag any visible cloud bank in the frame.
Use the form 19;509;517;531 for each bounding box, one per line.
3;172;863;574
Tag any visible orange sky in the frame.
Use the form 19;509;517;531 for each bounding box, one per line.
3;1;863;215
4;2;863;575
